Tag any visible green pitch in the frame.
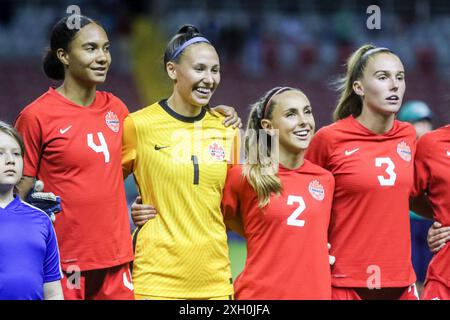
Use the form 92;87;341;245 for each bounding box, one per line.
227;238;247;280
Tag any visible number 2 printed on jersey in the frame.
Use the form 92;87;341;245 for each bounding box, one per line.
287;195;306;227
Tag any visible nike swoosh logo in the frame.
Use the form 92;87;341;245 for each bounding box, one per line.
154;145;170;151
59;125;72;134
344;148;360;156
122;272;134;291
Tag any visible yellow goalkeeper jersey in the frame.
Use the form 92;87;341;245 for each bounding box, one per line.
122;100;239;298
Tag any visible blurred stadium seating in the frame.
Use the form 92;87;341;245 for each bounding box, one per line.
1;0;448;127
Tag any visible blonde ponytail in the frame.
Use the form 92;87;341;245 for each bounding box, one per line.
333;44;393;121
243;87;298;207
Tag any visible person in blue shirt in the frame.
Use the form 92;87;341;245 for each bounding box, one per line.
0;120;63;300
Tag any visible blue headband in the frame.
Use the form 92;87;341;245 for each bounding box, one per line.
170;36;210;61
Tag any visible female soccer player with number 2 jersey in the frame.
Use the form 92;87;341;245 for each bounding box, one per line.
222;87;334;299
306;45;418;300
122;25;240;300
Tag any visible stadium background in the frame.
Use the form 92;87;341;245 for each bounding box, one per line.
0;0;449;281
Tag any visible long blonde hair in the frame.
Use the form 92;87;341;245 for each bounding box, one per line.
243;87;299;207
333;44;393;121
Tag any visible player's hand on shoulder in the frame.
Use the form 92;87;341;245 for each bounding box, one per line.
131;196;158;227
212;105;242;129
26;180;61;222
427;221;450;254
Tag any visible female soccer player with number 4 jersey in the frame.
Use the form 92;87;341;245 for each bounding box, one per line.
14;15;135;300
306;45;418;300
222;87;334;299
123;25;240;300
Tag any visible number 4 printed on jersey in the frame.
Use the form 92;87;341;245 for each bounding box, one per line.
87;132;110;163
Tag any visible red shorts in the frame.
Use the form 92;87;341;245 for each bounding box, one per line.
332;284;419;300
421;280;450;300
62;263;134;300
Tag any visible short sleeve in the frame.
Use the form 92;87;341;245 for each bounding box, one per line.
14;111;43;178
111;94;130;119
305;128;333;169
43;220;63;283
122;116;138;178
412;134;432;197
221;166;243;220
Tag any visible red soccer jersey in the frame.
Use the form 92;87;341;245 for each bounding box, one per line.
413;125;450;286
222;161;334;299
305;116;416;288
15;88;133;271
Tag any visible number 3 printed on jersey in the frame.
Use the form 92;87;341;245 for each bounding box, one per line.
287;195;306;227
375;157;396;186
87;132;110;163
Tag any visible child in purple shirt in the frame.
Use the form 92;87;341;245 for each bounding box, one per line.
0;121;63;300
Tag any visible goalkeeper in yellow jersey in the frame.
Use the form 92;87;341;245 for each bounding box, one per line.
122;24;240;300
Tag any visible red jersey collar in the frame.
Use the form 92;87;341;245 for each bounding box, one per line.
347;115;399;137
48;87;99;109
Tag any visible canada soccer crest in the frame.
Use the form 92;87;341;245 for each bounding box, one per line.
309;180;325;201
397;141;411;162
209;142;226;161
105;111;120;133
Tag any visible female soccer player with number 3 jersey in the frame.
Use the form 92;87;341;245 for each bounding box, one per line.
222;87;334;299
123;25;240;300
412;125;450;299
306;45;418;300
